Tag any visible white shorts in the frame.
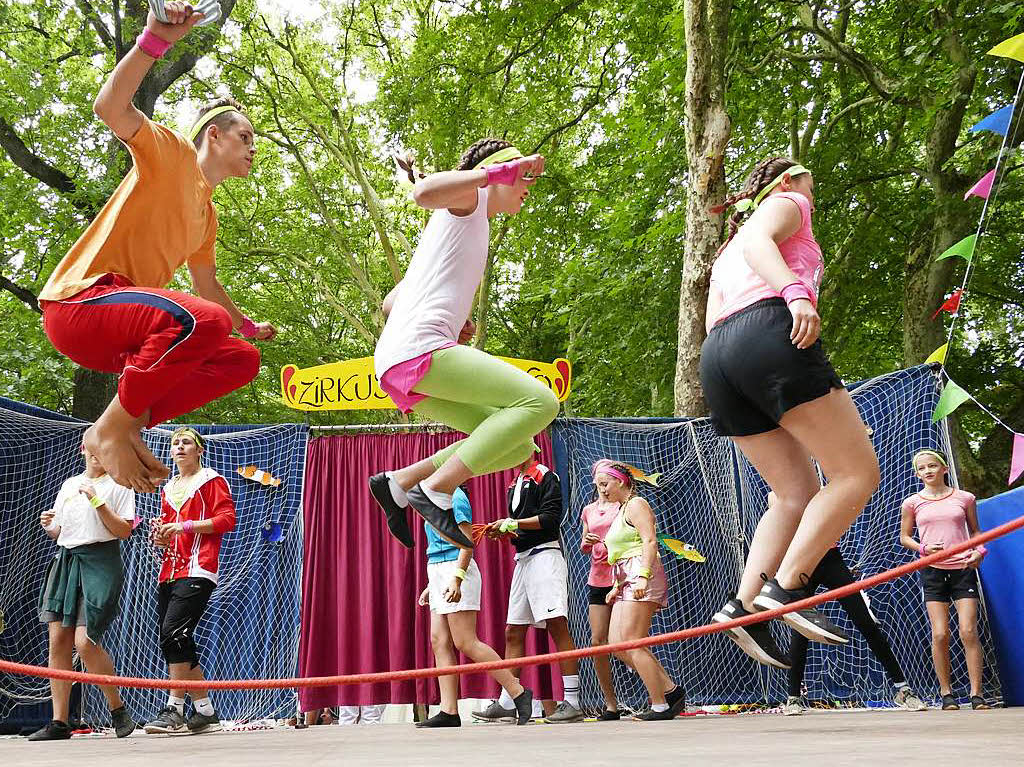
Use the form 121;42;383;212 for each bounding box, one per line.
428;559;482;615
506;546;568;627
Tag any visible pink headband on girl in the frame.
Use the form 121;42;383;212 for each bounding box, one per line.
593;461;631;486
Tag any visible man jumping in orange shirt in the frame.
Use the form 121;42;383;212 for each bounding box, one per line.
38;3;275;493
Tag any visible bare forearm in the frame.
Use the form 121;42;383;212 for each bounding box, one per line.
97;506;132;539
412;170;486;210
641;538;658;570
195;278;243;327
93;47;153;132
515;516;543;530
900;534;921;551
742;237;801;292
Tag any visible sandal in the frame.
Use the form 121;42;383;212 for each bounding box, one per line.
941;693;959;710
971;695;991;710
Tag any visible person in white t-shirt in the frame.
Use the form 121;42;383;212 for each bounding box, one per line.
369;140;559;552
29;446;136;742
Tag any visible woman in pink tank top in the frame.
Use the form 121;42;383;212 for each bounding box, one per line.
702;156;881;670
899;449;989;710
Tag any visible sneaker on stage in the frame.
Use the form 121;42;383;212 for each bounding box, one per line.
416;711;462;728
471;700;516;723
407;484;473;549
369;473;414;548
664;685;686;717
894;687;928;711
752;579;850;646
713;597;791;669
781;696;805;716
27;720;73;741
111;705;136;738
186;710;223;734
143;706;186;734
597;709;621;721
545;701;583;723
512;688;535;726
633;707;678;721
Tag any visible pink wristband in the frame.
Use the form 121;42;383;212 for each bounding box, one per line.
919;542;927;555
975;544;988;556
780;281;816;307
183;520;194;534
239;316;258;339
137;29;172;59
484;160;526;187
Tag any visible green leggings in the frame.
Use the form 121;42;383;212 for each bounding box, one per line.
410;345;559;475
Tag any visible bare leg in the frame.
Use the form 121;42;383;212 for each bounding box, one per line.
731;430;820;608
47;623;76;723
168;662;208;702
954;598;985;697
390;457;439;492
504;624;528;679
544;617;579;676
83;396;168;493
609;602;674;705
926;601;953;695
422;455;474;497
588;604;618;711
73;628;123;711
447;612;524;697
430;612;460;715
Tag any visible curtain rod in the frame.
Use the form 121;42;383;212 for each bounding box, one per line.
309;422;446;433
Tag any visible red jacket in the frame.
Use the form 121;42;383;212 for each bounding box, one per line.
158;468;236;585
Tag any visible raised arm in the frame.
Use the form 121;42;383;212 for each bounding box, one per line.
411;155;544;214
93;5;205;141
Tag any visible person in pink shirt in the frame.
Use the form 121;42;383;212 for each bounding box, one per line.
900;448;989;710
580;460;623;719
703;157;880;669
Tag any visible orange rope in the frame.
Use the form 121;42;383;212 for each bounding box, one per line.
2;514;1019;691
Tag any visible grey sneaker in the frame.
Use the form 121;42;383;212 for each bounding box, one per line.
894;687;928;711
753;579;849;646
781;695;805;716
186;710;223;734
545;701;583;723
471;700;516;723
27;720;73;741
143;706;186;734
110;706;136;738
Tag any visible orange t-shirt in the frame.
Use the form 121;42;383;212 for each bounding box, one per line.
38;117;217;302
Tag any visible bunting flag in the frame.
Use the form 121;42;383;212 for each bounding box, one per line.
931;381;972;423
935;234;977;263
931;289;963;320
988;33;1024;63
925;343;948;365
964;169;996;201
969;104;1013;136
1011;434;1024;486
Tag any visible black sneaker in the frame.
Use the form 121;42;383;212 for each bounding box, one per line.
971;695;990;710
470;700;516;722
110;706;136;738
752;579;850;645
186;710;222;734
407;484;473;549
941;693;960;710
512;688;535;726
27;720;73;741
597;709;621;721
369;473;414;548
415;711;462;728
664;685;687;717
712;597;791;668
633;707;678;721
143;706;186;734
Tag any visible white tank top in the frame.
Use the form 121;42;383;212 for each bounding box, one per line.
374;187;490;376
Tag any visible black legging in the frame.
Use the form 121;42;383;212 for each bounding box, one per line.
788;547;906;697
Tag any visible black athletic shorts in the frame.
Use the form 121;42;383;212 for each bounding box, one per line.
699;298;844;437
588;585;614;606
920;565;980;603
157;577;215;665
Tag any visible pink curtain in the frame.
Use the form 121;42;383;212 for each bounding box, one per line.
299;430;560;709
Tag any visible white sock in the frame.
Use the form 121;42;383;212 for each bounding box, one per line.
651;702;669;713
895;681;909;691
193;697;215;716
167;695;185;715
422;484;454;510
385;472;408;506
562;675;580;709
531;699;544;718
498;688;515;709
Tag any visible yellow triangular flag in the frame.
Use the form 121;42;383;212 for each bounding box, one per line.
989;33;1024;63
925;343;948;365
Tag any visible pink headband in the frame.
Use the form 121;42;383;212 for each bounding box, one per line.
593;461;631;486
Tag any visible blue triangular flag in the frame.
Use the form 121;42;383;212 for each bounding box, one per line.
969;104;1013;136
262;522;284;543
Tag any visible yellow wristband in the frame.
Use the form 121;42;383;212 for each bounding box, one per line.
637;566;652;579
453;567;468;581
89;495;105;509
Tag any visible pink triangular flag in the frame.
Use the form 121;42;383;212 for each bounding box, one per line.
1011;433;1024;485
965;169;996;201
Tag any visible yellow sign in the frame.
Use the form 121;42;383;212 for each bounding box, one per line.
281;355;572;411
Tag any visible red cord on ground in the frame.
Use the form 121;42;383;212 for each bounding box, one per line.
2;515;1021;690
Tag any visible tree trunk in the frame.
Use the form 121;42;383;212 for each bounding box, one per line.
674;0;732;416
71;368;117;422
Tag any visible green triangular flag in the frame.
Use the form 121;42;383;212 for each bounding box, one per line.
931;381;972;422
935;234;977;263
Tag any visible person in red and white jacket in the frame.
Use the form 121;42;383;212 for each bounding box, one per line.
144;427;236;736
